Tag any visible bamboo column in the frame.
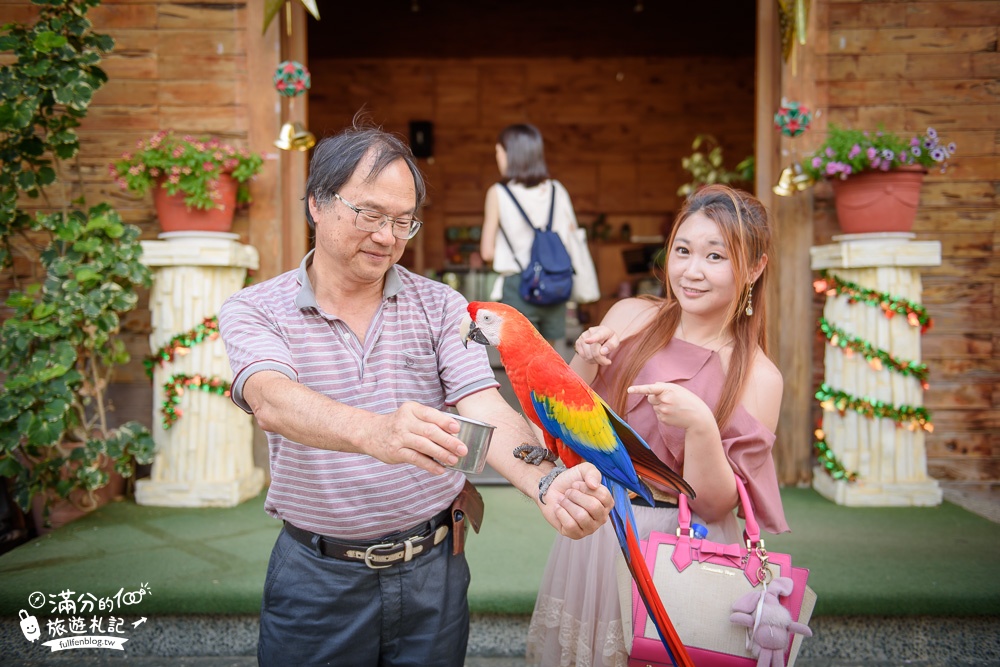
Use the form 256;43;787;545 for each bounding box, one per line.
810;233;942;507
136;233;264;507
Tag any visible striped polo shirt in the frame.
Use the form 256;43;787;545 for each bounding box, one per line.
219;251;499;540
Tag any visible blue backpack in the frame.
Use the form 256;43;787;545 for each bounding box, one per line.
498;182;574;306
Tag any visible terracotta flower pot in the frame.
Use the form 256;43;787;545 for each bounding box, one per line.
830;166;926;234
153;174;238;234
30;467;125;535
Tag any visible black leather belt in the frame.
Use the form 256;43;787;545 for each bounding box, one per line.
631;496;679;509
283;509;450;570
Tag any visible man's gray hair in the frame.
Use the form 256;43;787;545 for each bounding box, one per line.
304;122;426;229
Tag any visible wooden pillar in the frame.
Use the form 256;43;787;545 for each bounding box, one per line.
810;234;942;506
758;0;818;485
136;234;265;507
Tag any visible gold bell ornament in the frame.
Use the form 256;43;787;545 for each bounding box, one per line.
772;161;814;197
273;60;316;151
275;121;316;151
771;101;815;197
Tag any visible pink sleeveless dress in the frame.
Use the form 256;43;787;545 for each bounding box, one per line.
525;337;789;667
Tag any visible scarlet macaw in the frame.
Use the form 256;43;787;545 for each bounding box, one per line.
460;301;696;667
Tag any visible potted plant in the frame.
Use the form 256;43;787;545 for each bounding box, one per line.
0;0;155;532
802;125;956;234
676;134;754;198
110;130;264;233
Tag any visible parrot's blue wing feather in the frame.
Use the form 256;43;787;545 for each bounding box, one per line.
530;389;652;504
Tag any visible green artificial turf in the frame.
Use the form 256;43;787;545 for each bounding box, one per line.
765;487;1000;616
1;486;998;619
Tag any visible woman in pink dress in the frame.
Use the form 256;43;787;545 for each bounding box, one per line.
526;185;789;667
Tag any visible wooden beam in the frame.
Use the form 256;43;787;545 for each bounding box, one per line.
280;2;311;274
760;0;818;485
246;0;284;281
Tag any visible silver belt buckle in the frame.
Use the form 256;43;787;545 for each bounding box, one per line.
363;542;395;570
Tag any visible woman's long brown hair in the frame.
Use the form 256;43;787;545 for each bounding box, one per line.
606;185;774;430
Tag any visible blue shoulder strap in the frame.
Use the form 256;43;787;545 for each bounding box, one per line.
496;182;557;272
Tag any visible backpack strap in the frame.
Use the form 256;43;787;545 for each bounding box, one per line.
496;181;557;272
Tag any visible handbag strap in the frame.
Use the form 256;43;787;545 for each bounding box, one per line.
675;476;770;585
677;476;761;545
496;182;557;273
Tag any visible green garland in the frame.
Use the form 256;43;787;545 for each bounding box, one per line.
145;317;220;378
813;268;935;483
161;373;232;430
813;429;858;482
813;270;933;333
815;383;933;432
818;317;930;388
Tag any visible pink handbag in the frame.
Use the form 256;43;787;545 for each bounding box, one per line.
627;478;814;667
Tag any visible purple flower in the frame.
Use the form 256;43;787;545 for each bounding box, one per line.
926;127;938;140
826;147;835;158
947;142;957;154
910;136;920;147
866;147;877;160
848;144;861;159
881;149;895;161
911;146;922;157
931;148;946;161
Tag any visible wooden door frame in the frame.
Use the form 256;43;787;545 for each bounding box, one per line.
247;0;310;282
246;0;817;483
756;0;817;484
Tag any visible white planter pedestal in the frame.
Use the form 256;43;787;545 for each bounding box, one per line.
810;233;942;507
136;232;264;507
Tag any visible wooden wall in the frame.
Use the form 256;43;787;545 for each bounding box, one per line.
307;55;757;274
808;0;1000;489
6;0;995;488
0;0;282;427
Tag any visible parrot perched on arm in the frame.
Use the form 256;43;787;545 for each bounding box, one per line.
460;301;696;667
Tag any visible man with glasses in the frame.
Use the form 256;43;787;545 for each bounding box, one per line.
218;119;613;667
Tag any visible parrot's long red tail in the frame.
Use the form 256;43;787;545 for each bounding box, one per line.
618;501;695;667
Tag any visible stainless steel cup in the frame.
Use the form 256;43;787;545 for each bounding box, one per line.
448;414;495;475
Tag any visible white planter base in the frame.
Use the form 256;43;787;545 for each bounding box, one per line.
812;466;943;507
136;468;264;508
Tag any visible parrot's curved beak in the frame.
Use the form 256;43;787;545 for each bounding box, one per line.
459;315;489;348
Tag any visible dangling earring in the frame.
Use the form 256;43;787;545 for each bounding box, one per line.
744;284;754;316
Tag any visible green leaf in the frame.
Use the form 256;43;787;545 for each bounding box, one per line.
0;456;22;477
32;31;68;54
55;80;95;111
26;414;64;447
16;170;36;191
74;266;100;283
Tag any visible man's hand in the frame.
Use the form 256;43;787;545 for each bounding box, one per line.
367;402;468;474
535;462;613;539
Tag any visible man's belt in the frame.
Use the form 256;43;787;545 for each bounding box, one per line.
283;509;449;570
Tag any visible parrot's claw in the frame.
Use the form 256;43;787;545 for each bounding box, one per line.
537;466;567;505
514;444;557;466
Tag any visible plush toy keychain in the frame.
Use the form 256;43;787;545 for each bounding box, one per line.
730;576;813;667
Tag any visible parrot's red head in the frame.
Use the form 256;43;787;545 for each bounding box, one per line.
460;301;544;352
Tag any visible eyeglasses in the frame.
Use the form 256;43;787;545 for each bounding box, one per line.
333;193;423;240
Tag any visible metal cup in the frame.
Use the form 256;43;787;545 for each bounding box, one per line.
447;414;495;475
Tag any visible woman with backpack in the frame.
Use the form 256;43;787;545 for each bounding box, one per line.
480;123;582;347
